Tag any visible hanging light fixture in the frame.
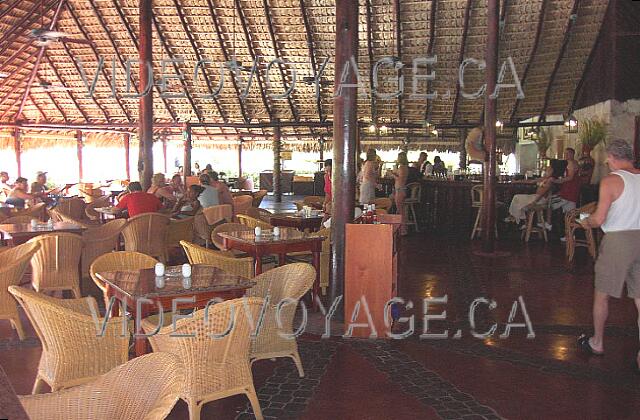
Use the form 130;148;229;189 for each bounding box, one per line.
431;128;438;137
564;114;578;133
495;120;504;133
368;124;376;133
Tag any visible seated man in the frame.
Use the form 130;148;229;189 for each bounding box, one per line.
6;177;36;209
115;182;162;217
198;173;220;208
209;171;234;206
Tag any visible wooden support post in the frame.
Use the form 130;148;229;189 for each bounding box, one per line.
183;125;192;186
13;127;21;177
634;116;640;168
332;0;359;310
124;133;131;180
273;127;282;203
138;0;154;190
76;130;83;182
482;0;499;253
319;139;324;163
162;137;168;174
238;139;243;178
459;128;468;170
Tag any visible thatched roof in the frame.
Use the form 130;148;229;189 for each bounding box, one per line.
0;0;609;144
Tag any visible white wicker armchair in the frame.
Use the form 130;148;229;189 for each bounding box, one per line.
247;263;315;377
8;286;130;394
142;297;265;420
19;352;184;420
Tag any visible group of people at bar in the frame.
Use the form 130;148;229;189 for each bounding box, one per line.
0;171;60;208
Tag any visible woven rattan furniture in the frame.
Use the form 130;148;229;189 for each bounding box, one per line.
47;208;91;228
565;202;598;264
81;219;127;279
373;197;393;211
55;198;87;222
97;264;255;356
294;196;324;211
15;203;46;221
2;215;38;224
211;223;252;251
270;213;324;233
166;216;195;256
522;204;549;243
237;214;272;230
246;207;273;223
252;189;268;207
121;213;170;262
28;232;84;298
19;352;184;420
470;185;499;240
248;263;315;376
0;242;40;340
8;286;129;393
403;182;422;233
180;240;254;278
0;222;86;247
232;195;253;219
142;298;265;420
84;196;111;221
90;251;158;306
202;204;234;225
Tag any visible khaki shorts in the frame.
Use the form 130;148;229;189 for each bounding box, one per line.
594;230;640;298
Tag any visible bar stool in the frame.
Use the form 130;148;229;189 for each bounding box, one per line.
470;185;498;240
522;204;548;242
565;202;598;263
403;182;422;233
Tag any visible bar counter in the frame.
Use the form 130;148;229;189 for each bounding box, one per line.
418;179;536;234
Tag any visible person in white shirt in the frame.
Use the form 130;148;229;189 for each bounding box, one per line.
0;171;13;200
197;173;220;208
577;139;640;371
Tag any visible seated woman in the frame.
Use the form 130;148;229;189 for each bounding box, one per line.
169;174;185;197
147;173;177;206
5;177;36;209
507;159;567;224
171;185;204;219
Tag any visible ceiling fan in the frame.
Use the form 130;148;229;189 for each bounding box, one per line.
30;29;94;47
34;81;74;92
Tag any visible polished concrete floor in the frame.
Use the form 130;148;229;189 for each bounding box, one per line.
2;207;640;419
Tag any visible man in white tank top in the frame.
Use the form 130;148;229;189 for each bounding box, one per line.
576;139;640;371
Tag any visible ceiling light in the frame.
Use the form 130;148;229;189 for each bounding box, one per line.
368;124;376;133
564;115;578;133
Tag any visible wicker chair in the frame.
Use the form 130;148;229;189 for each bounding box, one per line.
0;242;41;340
122;213;170;262
55;198;87;222
237;214;272;230
232;195;253;219
180;240;254;278
15;203;46;221
47;207;91;228
19;352;183;420
166;216;195;257
248;263;315;377
211;223;252;251
202;204;233;225
294;196;324;211
8;286;129;393
565;202;598;264
246;207;273;223
252;189;268;207
373;197;393;211
81;219;127;279
2;215;38;224
142;298;265;420
84;196;110;221
90;251;158;307
29;232;84;298
287;227;331;294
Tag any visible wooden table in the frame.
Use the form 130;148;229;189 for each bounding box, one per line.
269;213;324;232
97;264;255;356
219;228;325;309
94;206;122;223
0;222;86;246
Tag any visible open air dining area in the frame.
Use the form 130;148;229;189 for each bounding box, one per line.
1;0;640;419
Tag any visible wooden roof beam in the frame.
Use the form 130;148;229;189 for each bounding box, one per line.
0;49;39;91
235;0;274;121
65;2;132;123
450;0;473;125
107;0;177;122
43;53;90;121
262;0;299;122
151;13;203;123
0;75;31;109
424;0;438;123
509;0;548;123
29;94;49;121
365;0;377;123
0;0;58;57
205;0;250;123
394;0;403;121
540;0;581;119
35;75;70;122
0;40;35;74
0;0;23;21
171;0;228;123
299;0;324;122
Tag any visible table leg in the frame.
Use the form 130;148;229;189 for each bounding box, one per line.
255;253;263;275
278;253;287;266
133;301;150;356
311;249;321;311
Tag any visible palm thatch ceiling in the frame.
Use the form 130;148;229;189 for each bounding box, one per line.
0;0;609;142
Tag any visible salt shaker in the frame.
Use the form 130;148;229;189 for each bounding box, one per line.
182;263;192;278
46;219;53;229
255;226;262;236
182;276;192;289
154;262;165;277
154;276;166;288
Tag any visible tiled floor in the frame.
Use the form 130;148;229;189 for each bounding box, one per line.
2;204;640;419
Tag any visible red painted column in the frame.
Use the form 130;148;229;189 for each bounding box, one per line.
183;124;192;187
76;130;83;181
13;127;21;177
124;133;131;180
482;0;499;253
331;0;359;307
138;0;154;190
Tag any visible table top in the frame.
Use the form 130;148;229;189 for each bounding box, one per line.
0;222;87;236
219;227;325;246
270;212;324;221
96;264;255;300
94;206;120;215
